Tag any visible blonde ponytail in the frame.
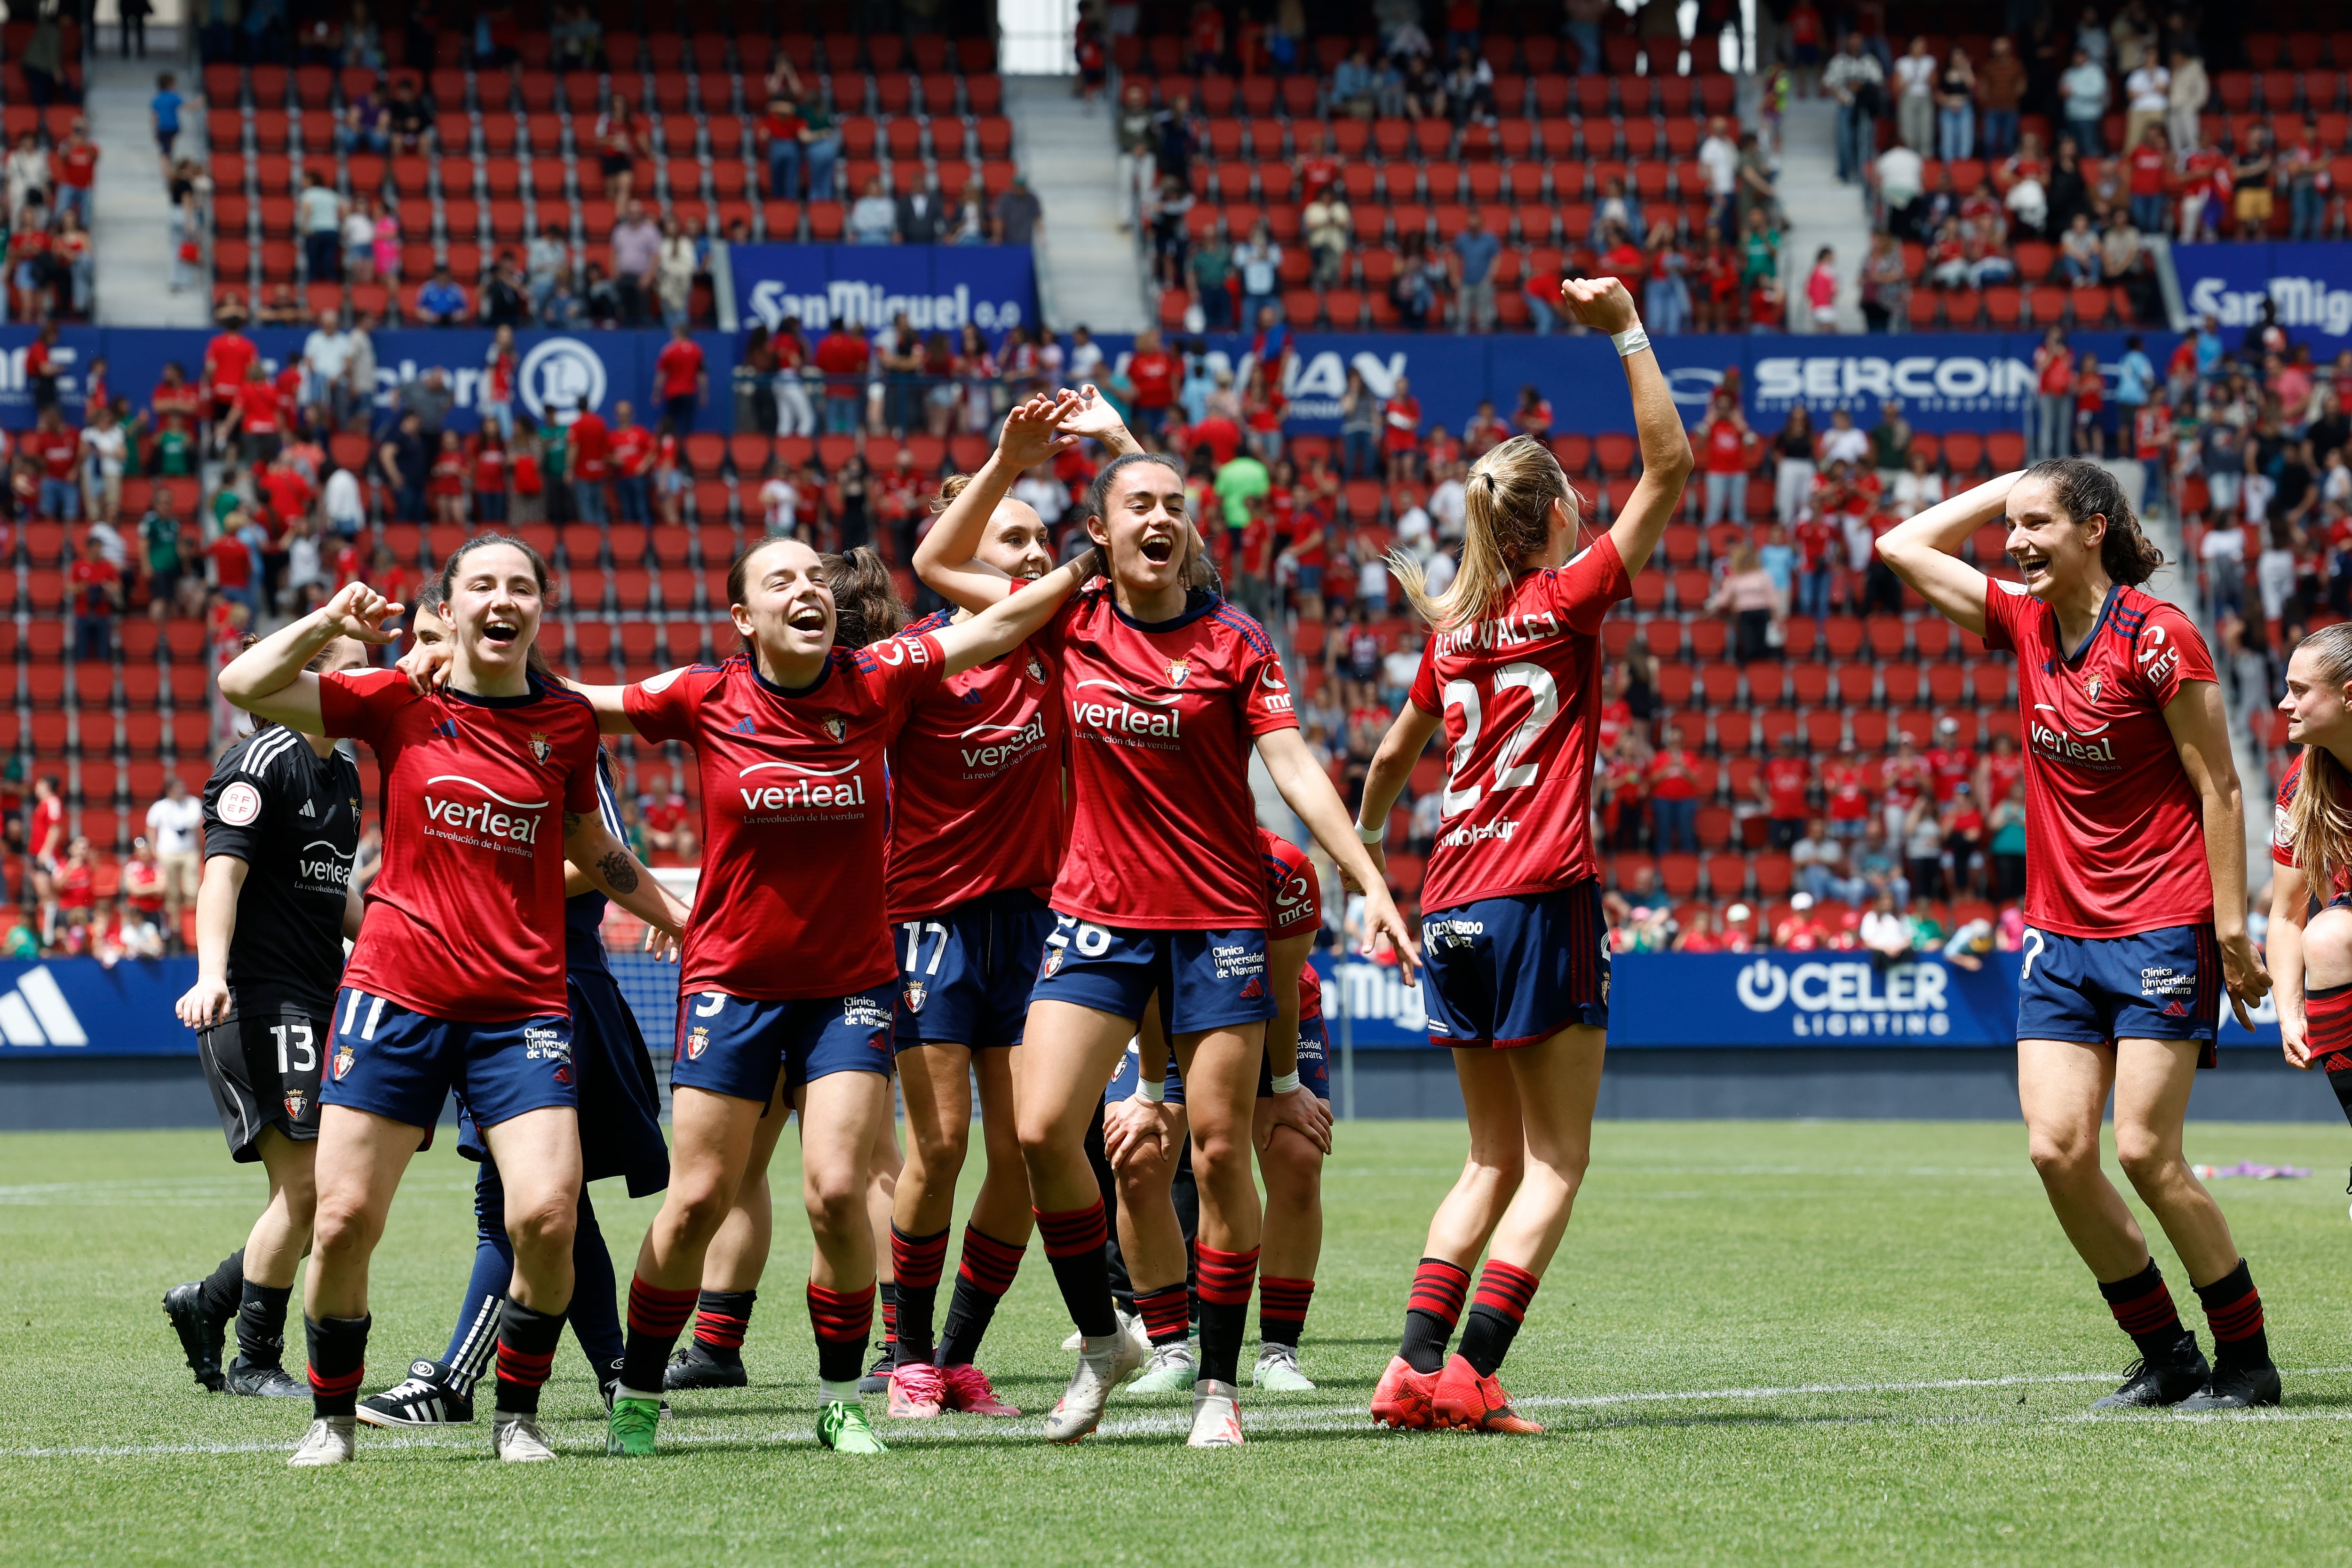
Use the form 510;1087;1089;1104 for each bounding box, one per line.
2289;622;2352;895
1389;435;1575;630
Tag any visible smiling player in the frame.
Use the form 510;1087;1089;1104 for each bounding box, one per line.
1877;459;2276;1411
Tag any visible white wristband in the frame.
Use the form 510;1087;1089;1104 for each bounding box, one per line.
1611;325;1652;358
1137;1077;1166;1104
1357;820;1385;844
1270;1071;1303;1095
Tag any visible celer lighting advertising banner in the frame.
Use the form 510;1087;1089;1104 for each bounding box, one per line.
2171;243;2352;340
727;244;1038;335
0;953;2284;1055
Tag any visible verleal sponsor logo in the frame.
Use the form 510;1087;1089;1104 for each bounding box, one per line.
421;775;549;844
2026;704;2121;769
1752;352;2034;412
737;758;867;811
516;337;608;421
2185;273;2352;337
948;714;1049;769
1069;677;1183;739
1733;957;1952;1037
747;278;1027;333
297;838;355;890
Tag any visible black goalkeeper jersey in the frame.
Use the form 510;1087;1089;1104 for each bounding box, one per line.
201;725;362;1015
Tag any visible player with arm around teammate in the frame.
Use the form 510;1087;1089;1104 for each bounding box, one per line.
163;634;371;1397
1876;458;2276;1411
914;392;1417;1449
588;532;1098;1459
1351;277;1691;1434
215;540;690;1466
2264;626;2352;1171
357;584;678;1429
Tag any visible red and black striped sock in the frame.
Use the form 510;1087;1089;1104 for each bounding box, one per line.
303;1312;370;1419
807;1281;875;1387
1035;1202;1118;1339
620;1275;698;1394
1135;1280;1192;1346
888;1225;951;1367
689;1289;756;1357
879;1282;898;1363
937;1226;1025;1367
2193;1259;2272;1370
2096;1257;2189;1363
1194;1244;1260;1387
1259;1275;1315;1349
492;1299;565;1417
1399;1257;1471;1374
2310;985;2352;1105
1457;1260;1540;1378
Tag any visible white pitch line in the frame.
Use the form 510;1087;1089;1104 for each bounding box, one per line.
16;1366;2352;1459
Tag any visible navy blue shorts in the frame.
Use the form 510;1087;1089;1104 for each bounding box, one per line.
1105;1014;1333;1106
1420;880;1612;1049
2017;922;2220;1065
893;889;1056;1052
323;988;577;1133
671;981;898;1105
1031;914;1276;1036
458;966;671;1199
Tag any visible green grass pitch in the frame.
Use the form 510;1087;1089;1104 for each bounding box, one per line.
8;1118;2352;1566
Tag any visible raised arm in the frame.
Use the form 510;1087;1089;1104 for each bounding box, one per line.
394;636;644;735
2271;858;2312;1067
931;549;1100;675
1056;383;1144;456
2162;679;2269;1029
1874;472;2021;636
1556;277;1693;578
1255;726;1421;982
215;582;402;730
910;389;1085;612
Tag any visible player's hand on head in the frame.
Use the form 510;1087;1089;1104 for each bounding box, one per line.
1559;276;1638;335
174;975;230;1029
323;581;404;644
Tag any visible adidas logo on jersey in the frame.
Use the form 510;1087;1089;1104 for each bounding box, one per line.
298;800;316;817
731;716;757;736
431;719;460;740
1238;976;1265;999
2163;1000;2190;1017
0;966;87;1047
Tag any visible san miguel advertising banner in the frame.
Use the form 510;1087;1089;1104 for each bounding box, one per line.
0;952;2286;1057
0;326;741;433
2172;243;2352;340
727;243;1038;335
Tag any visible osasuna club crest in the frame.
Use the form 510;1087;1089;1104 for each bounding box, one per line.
1167;657;1190;688
333;1044;354;1081
686;1026;711;1061
903;981;928;1015
822;715;847;743
1025;653;1046;683
1041;946;1066;978
527;730;551;763
284;1092;307;1118
2084;674;2102;701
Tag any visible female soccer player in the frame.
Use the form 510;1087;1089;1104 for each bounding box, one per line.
215;540;690;1466
356;586;675;1428
594;526;1103;1459
2265;627;2352;1176
1351;277;1691;1434
1877;459;2276;1410
914;395;1417;1449
1104;826;1337;1394
164;633;370;1398
878;475;1066;1421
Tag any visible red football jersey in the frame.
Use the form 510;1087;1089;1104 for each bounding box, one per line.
1407;536;1631;912
1927;744;1977;802
655;339;705;399
320;668;602;1021
2268;752;2352;897
205;332;256;403
1260;828;1323;1022
886;604;1064;921
1052;587;1296;929
625;636;946;998
1762;754;1811;818
1822;757;1873;821
1982;579;2217;937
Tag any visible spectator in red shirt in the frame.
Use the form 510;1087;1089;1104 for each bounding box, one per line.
813;318;867;435
1699;396;1756;525
1758;732;1813;849
1821;737;1876;842
428;428;469;523
569;402;611;524
204;515;256;620
1925;715;1977;803
473;431;509;523
654;321;707;431
256;451;315;535
30;406;79;520
608;400;655;524
1648;723;1702;853
220;361;284;467
1118;328;1179;441
1381;377;1422;482
69;540;120;661
50;119;96;227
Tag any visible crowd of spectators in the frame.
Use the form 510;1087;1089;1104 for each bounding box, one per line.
2;113;98;323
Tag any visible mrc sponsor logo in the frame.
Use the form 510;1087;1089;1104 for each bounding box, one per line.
1752;353;2035;415
2185;273;2352;337
747;278;1026;333
1733;958;1953;1037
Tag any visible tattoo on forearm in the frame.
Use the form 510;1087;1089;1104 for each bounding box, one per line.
596;850;640;895
563;812;581;834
